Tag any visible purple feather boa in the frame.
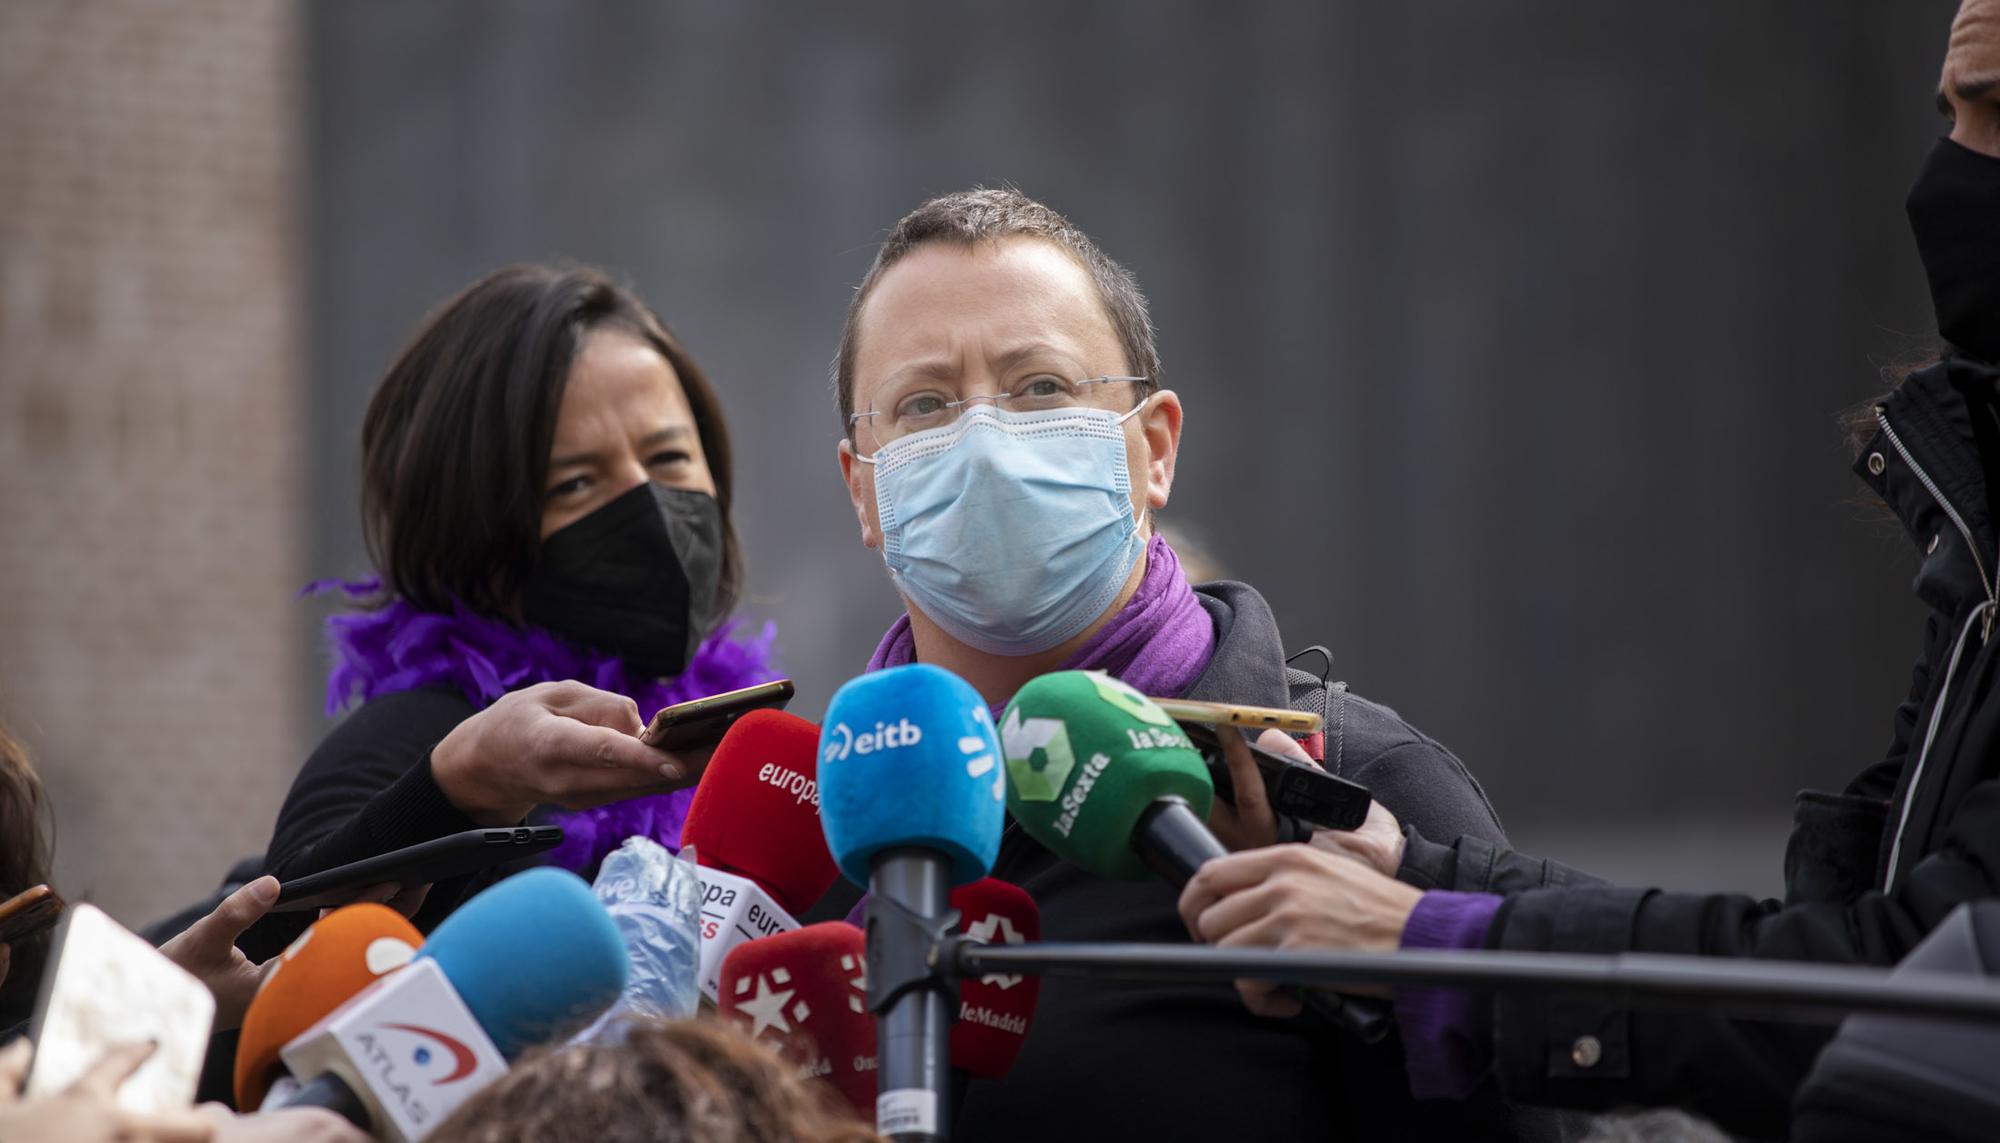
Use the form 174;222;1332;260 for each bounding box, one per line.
307;578;780;872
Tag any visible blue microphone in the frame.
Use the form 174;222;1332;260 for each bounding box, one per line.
417;866;630;1058
819;664;1004;1142
277;868;630;1135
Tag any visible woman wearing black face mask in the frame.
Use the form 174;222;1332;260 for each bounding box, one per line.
247;264;775;956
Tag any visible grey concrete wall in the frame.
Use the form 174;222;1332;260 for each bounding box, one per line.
306;1;1958;895
0;1;302;924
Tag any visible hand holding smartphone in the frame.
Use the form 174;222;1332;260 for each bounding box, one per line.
641;679;795;752
1154;698;1371;832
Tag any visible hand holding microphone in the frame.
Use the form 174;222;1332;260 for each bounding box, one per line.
1195;725;1416;1000
1178;845;1423;1012
156;875;283;1032
1000;670;1390;1038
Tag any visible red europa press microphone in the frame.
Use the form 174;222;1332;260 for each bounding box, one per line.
234;903;423;1109
718;921;876;1117
949;879;1039;1079
680;709;842;1002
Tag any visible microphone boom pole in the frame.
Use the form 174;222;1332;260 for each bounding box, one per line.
944;940;2000;1028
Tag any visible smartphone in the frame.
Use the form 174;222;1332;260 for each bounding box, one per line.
1150;697;1323;736
641;679;796;752
25;903;214;1113
1179;721;1372;832
273;826;564;912
0;884;62;944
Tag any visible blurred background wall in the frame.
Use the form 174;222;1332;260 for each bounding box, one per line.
0;2;300;922
0;1;1960;925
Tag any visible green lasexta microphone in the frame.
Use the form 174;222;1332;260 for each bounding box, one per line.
999;670;1217;882
999;669;1393;1042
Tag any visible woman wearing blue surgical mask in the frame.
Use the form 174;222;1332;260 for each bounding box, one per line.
858;378;1152;658
830;189;1529;1143
244;265;778;962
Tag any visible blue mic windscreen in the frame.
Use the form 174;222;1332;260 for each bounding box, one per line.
818;663;1005;886
415;867;629;1059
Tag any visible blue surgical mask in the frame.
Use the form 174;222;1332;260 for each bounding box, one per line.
863;403;1146;656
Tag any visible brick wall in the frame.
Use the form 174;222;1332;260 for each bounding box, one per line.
0;1;302;925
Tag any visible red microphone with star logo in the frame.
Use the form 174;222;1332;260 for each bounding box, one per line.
948;878;1039;1079
717;921;876;1116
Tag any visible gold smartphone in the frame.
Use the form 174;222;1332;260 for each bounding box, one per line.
641;679;796;751
1148;697;1323;736
0;884;63;945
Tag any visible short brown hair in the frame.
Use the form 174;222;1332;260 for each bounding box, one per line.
429;1017;882;1143
834;187;1161;431
361;263;743;622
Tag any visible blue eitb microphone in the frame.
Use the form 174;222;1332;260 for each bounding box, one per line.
819;664;1005;1143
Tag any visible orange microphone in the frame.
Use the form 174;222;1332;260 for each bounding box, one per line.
233;903;423;1109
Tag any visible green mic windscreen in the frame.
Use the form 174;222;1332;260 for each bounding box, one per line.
1000;670;1213;879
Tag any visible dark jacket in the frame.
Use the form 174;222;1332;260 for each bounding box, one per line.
239;686;502;963
1396;357;2000;1138
956;580;1571;1142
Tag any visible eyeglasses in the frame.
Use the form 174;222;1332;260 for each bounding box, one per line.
848;374;1150;457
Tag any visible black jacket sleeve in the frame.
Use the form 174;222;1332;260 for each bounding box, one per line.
1398;826;1607;895
1483;777;2000;1137
1474;605;1975;1136
239;688;482;961
1335;739;1595;1142
1355;740;1510;848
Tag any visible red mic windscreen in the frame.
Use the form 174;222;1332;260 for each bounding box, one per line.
950;878;1039;1079
680;709;839;915
717;922;875;1117
233;903;422;1108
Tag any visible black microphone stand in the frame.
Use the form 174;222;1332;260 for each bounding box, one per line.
937;939;2000;1027
865;853;962;1143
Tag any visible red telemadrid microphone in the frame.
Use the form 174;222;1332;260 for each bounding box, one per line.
948;879;1039;1079
681;710;842;1003
717;922;877;1117
233;904;423;1109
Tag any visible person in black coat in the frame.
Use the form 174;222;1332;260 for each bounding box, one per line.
1178;3;2000;1137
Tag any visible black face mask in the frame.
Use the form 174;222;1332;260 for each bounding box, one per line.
1907;136;2000;365
521;482;724;678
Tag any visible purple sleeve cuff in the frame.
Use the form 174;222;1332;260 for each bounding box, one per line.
1393;890;1503;1100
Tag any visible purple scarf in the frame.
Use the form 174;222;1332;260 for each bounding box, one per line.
864;534;1215;702
310;579;780;871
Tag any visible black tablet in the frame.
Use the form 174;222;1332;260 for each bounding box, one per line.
272;826;564;912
